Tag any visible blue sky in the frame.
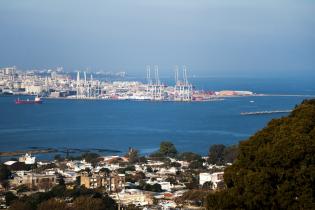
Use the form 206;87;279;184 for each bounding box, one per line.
0;0;314;77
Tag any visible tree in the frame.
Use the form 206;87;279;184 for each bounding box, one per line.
0;164;11;181
99;167;111;175
72;196;116;210
138;181;163;192
176;190;210;207
202;181;213;189
146;166;153;173
159;141;177;157
170;161;181;168
208;144;225;165
81;153;100;167
37;198;68;210
178;152;202;162
223;145;238;164
8;162;36;171
5;192;18;206
188;160;205;169
54;154;64;161
16;184;30;194
8;201;33;210
126;148;139;163
206;99;315;209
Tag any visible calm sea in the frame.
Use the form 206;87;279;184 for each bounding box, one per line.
0;77;314;158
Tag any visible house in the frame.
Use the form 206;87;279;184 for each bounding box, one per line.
18;153;36;164
66;160;92;172
11;171;57;191
199;172;224;189
114;189;154;206
80;171;125;192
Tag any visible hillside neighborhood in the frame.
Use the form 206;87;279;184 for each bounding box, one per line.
0;142;232;209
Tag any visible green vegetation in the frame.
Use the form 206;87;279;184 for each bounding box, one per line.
178;152;202;162
208;144;238;165
0;164;11;182
8;162;36;171
7;185;117;210
206;99;315;209
126;148;140;163
151;141;178;157
176;189;210;207
138;180;163;192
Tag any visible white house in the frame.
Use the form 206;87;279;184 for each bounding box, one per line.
199;172;224;189
19;153;36;164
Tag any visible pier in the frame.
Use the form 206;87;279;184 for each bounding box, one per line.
240;110;292;115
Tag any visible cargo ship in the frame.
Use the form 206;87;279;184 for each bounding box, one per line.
15;96;43;104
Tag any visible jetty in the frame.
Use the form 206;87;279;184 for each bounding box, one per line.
241;110;292;115
0;148;57;157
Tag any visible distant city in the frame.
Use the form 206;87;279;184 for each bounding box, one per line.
0;66;254;102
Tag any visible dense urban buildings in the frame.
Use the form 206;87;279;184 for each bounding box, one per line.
0;66;254;102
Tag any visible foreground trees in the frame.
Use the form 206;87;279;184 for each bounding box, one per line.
206;99;315;210
8;185;117;210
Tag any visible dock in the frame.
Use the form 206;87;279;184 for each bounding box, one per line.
241;110;292;115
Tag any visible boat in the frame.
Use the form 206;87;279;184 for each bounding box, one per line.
15;96;43;104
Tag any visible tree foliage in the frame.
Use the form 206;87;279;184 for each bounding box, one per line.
0;164;11;182
72;196;116;210
208;144;226;165
138;180;163;192
176;189;210;206
8;201;33;210
158;141;178;157
208;144;239;165
206;99;315;210
37;198;68;210
8;185;117;210
178;152;202;162
126;148;139;163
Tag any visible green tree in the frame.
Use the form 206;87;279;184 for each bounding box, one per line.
178;152;202;162
206;99;315;210
188;160;205;169
81;153;100;166
72;196;116;210
8;201;33;210
5;192;18;206
126;148;139;163
208;144;225;165
159;141;177;157
176;190;210;207
223;145;238;164
0;164;11;181
202;181;213;189
16;184;30;194
37;198;68;210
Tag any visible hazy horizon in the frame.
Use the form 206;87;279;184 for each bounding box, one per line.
0;0;314;77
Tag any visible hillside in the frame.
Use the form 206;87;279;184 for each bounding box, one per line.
206;99;315;210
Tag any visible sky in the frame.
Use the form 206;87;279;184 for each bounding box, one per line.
0;0;314;77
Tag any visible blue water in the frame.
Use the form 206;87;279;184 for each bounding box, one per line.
0;77;314;157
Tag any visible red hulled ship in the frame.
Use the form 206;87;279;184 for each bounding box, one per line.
15;96;43;104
